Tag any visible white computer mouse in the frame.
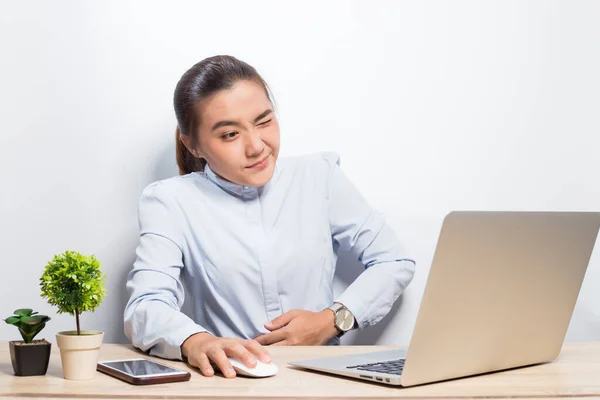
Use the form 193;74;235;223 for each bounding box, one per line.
228;357;278;378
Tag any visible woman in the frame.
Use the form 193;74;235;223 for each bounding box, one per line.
124;55;415;379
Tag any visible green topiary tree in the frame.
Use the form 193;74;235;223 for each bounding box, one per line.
4;309;50;343
40;251;107;335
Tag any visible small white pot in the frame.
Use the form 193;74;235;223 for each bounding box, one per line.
55;330;104;380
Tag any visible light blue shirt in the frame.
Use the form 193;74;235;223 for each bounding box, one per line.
124;152;415;360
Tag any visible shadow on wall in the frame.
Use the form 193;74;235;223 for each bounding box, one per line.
155;133;180;182
334;250;404;346
101;138;180;344
94;236;138;344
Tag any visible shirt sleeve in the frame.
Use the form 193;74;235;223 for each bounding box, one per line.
324;153;416;329
123;182;209;360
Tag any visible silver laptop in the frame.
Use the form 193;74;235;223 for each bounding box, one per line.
289;211;600;387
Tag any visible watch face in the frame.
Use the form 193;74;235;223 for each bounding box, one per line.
335;308;354;331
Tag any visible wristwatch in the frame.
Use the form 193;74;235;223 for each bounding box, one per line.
327;303;355;337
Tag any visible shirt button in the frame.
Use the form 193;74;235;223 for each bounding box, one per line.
243;186;248;190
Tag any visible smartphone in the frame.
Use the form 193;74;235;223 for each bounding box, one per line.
97;358;191;385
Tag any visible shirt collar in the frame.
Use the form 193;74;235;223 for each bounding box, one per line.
204;162;277;199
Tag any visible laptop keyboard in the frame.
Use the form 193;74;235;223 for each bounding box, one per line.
346;359;405;375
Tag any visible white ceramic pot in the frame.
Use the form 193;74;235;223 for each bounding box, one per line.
55;330;104;380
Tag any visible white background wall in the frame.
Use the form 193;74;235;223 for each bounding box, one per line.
1;0;599;346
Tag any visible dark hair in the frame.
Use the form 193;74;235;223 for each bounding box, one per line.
173;55;274;175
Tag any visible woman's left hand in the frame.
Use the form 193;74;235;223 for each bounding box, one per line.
255;309;339;346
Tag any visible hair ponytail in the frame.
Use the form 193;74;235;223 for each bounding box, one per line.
173;55;273;175
175;126;206;175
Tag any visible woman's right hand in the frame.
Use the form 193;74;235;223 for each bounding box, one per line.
181;332;272;378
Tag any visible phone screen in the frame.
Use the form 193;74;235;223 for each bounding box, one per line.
101;359;185;377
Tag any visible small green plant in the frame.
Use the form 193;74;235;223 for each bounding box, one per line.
4;309;50;343
40;250;107;335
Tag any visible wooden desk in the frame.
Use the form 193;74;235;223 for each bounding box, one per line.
1;342;599;399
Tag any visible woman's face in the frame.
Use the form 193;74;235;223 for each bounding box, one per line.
187;79;280;187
